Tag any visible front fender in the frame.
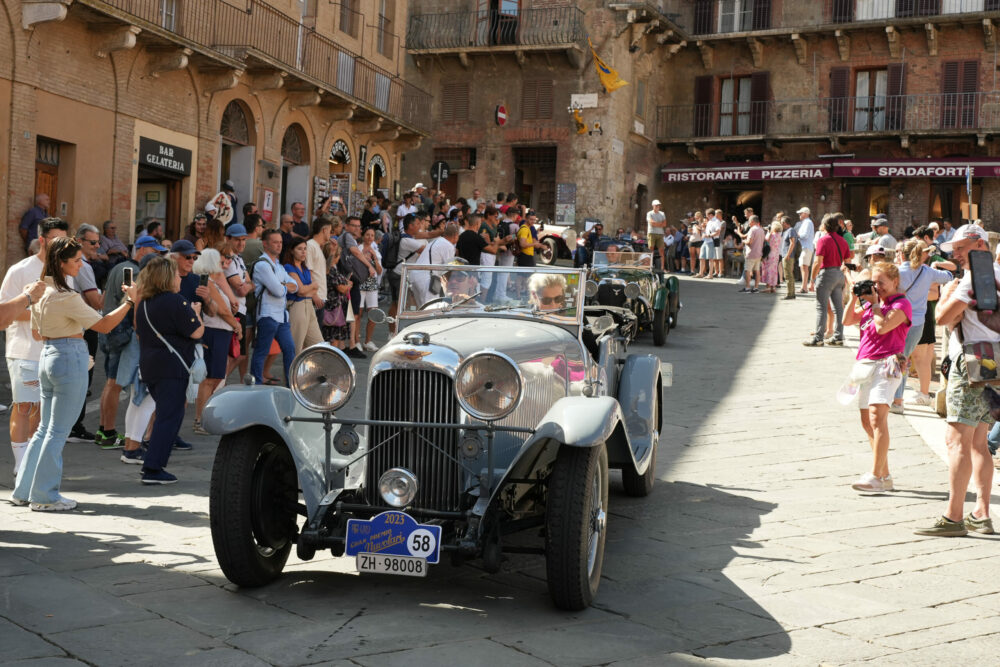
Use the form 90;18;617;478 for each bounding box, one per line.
202;386;329;516
653;285;669;311
487;396;633;508
617;355;662;477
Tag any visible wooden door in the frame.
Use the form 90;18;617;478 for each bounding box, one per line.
34;164;58;211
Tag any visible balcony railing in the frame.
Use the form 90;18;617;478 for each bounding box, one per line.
77;0;431;132
656;91;1000;141
830;0;1000;23
406;6;585;51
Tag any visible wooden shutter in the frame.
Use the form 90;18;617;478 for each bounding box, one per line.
828;66;850;132
441;82;469;121
752;0;771;30
522;80;552;120
694;0;714;34
885;63;906;130
832;0;853;23
942;60;979;128
959;60;979;128
693;75;713;137
749;72;770;134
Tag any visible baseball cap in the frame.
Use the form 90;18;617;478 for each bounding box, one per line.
928;221;940;230
874;219;889;228
865;245;887;257
796;207;810;215
223;179;235;191
134;235;167;251
652;199;662;206
225;223;248;238
940;223;986;252
413;182;425;190
170;239;201;256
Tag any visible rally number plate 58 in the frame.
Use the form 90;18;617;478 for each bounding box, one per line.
345;510;442;574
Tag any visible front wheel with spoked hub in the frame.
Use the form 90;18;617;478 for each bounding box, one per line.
545;445;609;611
210;429;299;587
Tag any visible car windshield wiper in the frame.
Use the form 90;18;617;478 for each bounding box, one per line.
443;290;482;312
532;305;578;316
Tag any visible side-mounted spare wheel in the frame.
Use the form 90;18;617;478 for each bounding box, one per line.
210;429;299;587
545;445;609;611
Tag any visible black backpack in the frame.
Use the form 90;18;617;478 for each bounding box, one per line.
381;226;402;270
245;255;270;318
761;235;771;259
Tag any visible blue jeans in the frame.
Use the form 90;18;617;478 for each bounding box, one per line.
813;268;845;341
13;338;88;504
250;315;296;385
893;323;924;402
988;421;1000;455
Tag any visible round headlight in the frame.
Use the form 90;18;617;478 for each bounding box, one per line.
624;282;641;299
379;468;419;507
585;280;599;298
455;351;522;421
289;343;355;412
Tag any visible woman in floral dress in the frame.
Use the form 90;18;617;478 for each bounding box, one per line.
322;242;352;347
761;221;782;293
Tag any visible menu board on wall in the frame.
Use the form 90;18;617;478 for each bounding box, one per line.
555;182;577;226
330;174;351;213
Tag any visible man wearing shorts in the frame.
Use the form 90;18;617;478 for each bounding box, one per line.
738;216;764;293
224;224;254;378
0;217;68;474
646;200;666;270
795;206;815;293
915;224;997;537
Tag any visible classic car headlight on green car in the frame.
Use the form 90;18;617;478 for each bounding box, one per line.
289;343;356;412
454;351;523;421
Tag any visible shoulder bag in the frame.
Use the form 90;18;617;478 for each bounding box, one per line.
142;300;207;384
956;321;1000;387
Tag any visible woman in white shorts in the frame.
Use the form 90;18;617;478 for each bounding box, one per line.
359;228;383;352
842;262;912;494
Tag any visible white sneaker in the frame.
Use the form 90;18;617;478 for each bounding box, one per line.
889;404;905;415
880;475;895;491
852;473;887;493
908;393;933;406
30;496;77;512
364;341;378;352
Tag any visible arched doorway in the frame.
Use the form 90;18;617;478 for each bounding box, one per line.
219;100;255;220
327;139;352;215
281;124;310;216
367;153;387;197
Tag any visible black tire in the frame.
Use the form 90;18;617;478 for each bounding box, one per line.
652;306;668;346
621;392;660;497
539;238;559;265
545;445;609;611
210;429;298;587
668;293;680;329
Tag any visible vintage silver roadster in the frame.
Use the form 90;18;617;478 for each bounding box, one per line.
203;264;669;610
585;250;681;346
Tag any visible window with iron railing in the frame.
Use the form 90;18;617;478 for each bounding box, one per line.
160;0;177;31
339;0;359;38
941;60;979;129
832;0;1000;23
693;0;770;34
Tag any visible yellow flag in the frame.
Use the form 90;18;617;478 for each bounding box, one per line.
589;38;628;92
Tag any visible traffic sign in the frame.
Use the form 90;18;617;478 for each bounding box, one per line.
431;160;450;184
496;105;508;126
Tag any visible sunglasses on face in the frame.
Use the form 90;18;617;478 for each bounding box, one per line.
181;254;197;260
538;294;566;306
83;239;99;246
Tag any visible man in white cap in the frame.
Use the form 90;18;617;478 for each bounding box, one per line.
646;199;666;270
794;206;815;293
915;223;996;537
413;183;430;212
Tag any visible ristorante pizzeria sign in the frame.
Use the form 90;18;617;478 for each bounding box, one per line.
661;162;830;183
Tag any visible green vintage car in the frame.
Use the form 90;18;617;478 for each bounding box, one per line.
584;251;680;346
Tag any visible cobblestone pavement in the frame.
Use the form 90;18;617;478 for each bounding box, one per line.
1;276;998;666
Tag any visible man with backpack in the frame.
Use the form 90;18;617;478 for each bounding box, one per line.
249;230;298;385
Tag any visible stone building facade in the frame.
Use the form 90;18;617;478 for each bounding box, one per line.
1;0;429;270
650;0;1000;234
399;1;670;232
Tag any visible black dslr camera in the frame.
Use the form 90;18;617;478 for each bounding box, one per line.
853;279;875;297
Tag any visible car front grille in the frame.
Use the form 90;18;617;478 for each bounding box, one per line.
597;283;627;308
366;369;463;511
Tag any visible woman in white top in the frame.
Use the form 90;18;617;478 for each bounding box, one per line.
359;227;383;351
13;236;137;511
191;249;240;434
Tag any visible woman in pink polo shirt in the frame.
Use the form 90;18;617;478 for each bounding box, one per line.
842;261;912;494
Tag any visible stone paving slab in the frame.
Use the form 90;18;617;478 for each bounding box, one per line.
1;276;999;665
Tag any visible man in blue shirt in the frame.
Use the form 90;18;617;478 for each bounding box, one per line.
19;194;49;253
250;229;298;386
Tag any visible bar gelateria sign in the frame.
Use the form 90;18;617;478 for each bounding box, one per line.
139;137;192;177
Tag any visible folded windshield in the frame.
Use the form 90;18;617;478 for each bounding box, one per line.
398;265;584;325
591;251;653;268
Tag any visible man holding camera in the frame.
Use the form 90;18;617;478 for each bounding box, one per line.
915;224;995;537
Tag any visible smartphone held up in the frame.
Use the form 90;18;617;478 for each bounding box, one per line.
968;249;998;312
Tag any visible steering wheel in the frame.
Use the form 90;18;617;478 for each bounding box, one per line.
419;297;449;310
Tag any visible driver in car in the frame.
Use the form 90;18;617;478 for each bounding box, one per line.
529;274;600;359
423;258;483;309
604;244;622;265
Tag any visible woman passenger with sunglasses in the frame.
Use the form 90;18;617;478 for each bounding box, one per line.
12;236;138;511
